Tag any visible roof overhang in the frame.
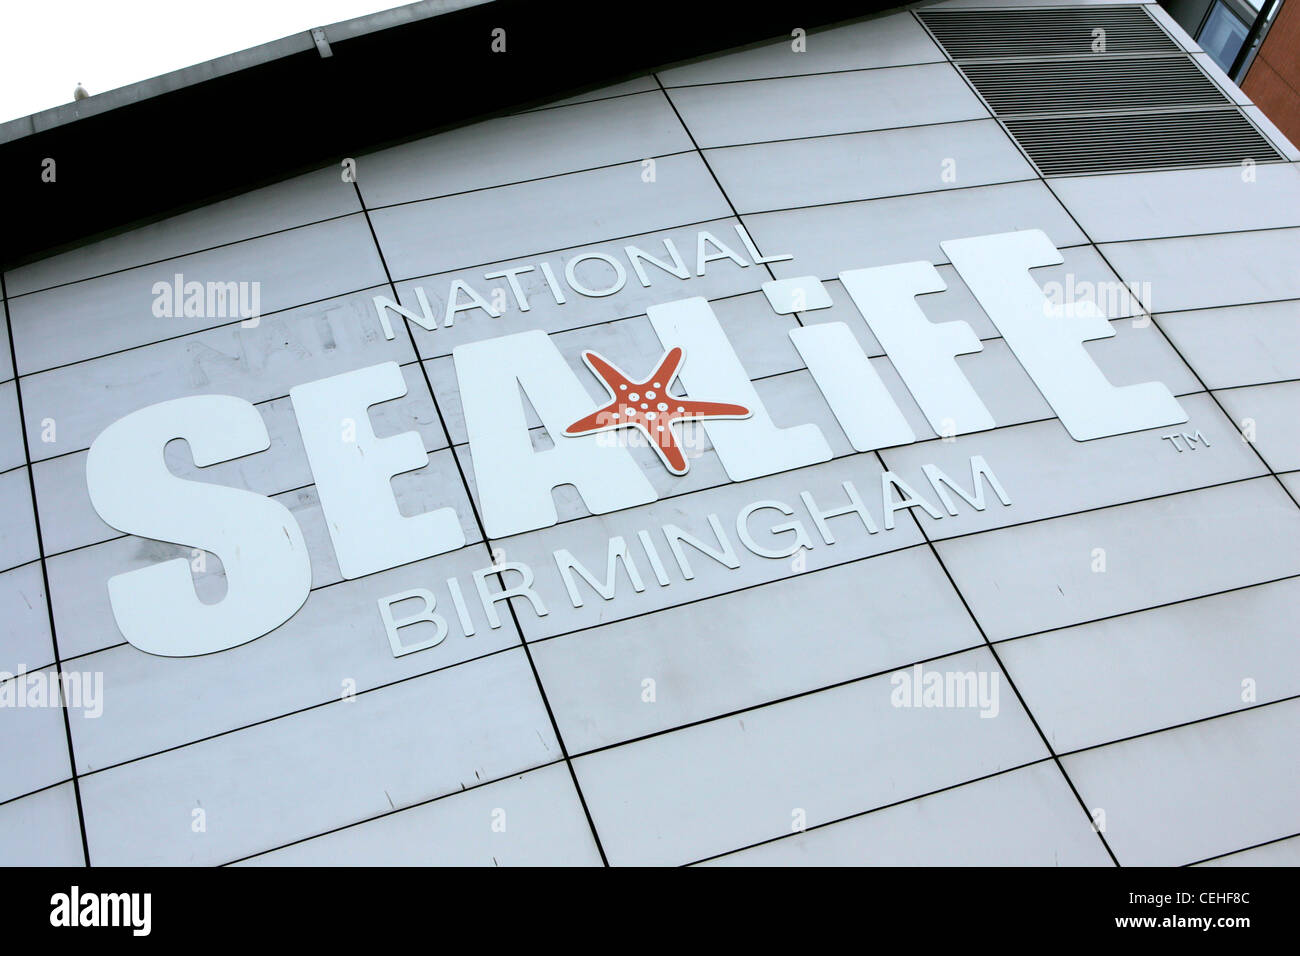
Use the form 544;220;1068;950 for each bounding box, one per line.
1;0;907;269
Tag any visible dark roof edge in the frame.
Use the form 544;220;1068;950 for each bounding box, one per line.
1;0;905;270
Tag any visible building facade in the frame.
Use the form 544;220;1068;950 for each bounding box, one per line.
1;0;1299;866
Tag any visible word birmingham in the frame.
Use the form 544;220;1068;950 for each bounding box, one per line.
85;229;1187;658
377;454;1012;658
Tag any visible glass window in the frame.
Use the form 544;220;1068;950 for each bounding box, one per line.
1199;1;1251;72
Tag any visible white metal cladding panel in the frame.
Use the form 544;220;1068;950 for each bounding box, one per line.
1049;165;1300;243
1197;836;1300;867
1157;301;1300;389
996;577;1300;751
7;214;390;375
3;168;365;298
235;763;603;867
0;562;54;676
662;62;990;148
1099;228;1300;312
0;380;22;472
0;783;84;866
699;762;1114;866
1;1;1298;867
0;467;39;571
702;119;1037;213
1061;700;1300;866
1214;382;1300;473
0;666;74;803
0;298;12;382
356;92;695;210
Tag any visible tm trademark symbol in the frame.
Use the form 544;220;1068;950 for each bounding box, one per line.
1161;430;1211;453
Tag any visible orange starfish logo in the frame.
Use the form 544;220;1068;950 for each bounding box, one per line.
564;347;751;475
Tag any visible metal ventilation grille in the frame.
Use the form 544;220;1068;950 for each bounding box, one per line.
917;5;1285;175
918;7;1179;58
1004;110;1283;175
960;57;1229;115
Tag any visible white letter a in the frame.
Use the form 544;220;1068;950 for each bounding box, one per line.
454;330;657;538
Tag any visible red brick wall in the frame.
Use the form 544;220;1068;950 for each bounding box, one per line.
1243;0;1300;144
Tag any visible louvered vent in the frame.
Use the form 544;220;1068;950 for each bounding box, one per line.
960;57;1229;115
916;5;1284;175
918;7;1179;57
1005;110;1284;175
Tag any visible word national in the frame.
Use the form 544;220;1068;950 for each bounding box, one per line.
371;223;789;334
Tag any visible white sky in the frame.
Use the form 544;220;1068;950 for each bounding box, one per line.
0;0;403;124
